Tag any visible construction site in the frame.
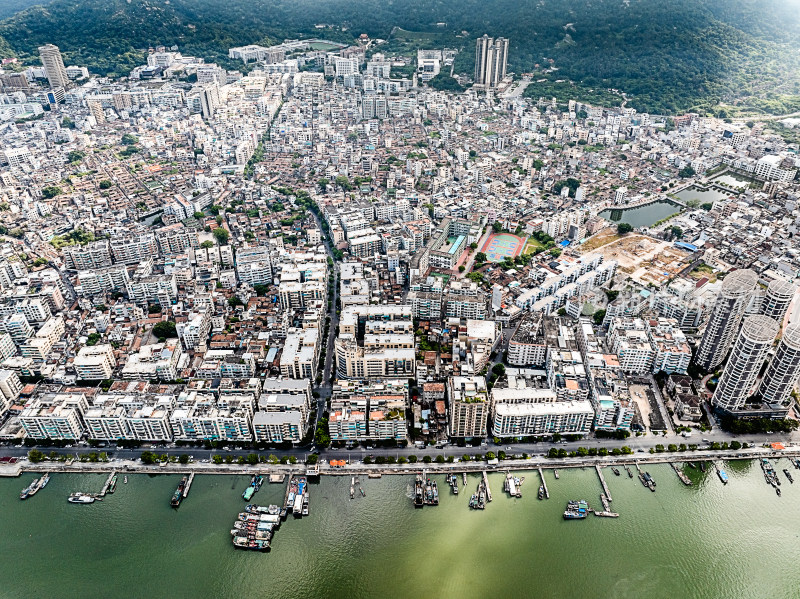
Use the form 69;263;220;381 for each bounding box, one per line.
578;228;694;285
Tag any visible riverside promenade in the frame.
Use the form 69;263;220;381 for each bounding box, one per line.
3;445;796;478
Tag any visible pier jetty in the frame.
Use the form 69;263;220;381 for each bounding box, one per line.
183;472;195;497
538;468;549;499
671;463;692;486
595;465;612;502
283;472;294;508
99;470;116;496
482;471;493;502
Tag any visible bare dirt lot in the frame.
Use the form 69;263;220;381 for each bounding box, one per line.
579;228;693;285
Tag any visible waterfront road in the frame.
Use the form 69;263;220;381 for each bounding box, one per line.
1;427;796;465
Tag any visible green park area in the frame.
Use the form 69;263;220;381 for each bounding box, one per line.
522;237;544;255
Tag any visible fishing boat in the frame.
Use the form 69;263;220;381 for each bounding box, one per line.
784;469;794;484
123;475;128;484
776;487;782;497
688;462;697;469
40;473;50;489
243;475;262;501
761;459;780;487
19;477;42;500
414;474;424;508
293;476;307;517
424;479;434;505
171;476;188;507
563;500;588;520
717;469;729;484
245;504;280;515
553;469;560;480
450;474;459;495
68;492;96;504
107;474;117;494
462;472;467;486
537;484;545;500
611;467;620;476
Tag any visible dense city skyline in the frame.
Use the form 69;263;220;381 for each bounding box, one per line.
1;3;800;595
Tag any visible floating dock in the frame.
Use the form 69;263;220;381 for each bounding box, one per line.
183;472;195;498
482;471;492;502
99;470;116;496
269;474;286;484
595;465;612;502
538;468;549;499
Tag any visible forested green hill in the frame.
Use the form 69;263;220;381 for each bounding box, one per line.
1;0;799;115
0;0;52;21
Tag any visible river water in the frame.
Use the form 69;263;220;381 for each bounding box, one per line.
2;460;799;599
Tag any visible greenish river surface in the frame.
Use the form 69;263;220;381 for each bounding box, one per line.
2;460;799;599
598;200;682;228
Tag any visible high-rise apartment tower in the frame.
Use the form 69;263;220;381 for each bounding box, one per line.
712;314;779;412
38;44;69;90
474;35;509;89
760;279;796;324
758;323;800;405
695;268;758;372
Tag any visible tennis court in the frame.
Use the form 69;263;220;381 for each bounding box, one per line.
481;233;525;262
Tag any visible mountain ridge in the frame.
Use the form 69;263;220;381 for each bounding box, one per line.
0;0;798;115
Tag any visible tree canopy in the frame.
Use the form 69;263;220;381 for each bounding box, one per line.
2;0;799;115
153;320;176;340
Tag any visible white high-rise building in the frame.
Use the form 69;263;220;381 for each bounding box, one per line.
73;344;116;380
760;279;796;324
0;369;22;411
712;315;779;412
448;376;488;438
758;323;800;405
38;44;69;90
474;35;509;89
695;269;758;372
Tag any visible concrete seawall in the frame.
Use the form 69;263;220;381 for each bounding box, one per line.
3;446;794;478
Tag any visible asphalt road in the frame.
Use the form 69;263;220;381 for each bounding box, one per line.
4;426;793;464
310;208;339;434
